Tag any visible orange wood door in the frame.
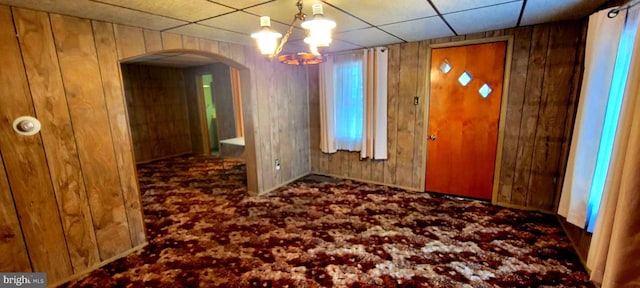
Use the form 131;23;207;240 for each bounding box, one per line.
426;42;506;199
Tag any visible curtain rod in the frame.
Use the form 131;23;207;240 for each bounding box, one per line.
609;0;640;18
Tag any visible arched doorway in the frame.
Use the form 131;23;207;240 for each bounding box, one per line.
119;49;258;194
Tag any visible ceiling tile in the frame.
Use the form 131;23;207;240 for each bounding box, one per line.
334;28;403;47
199;11;306;40
379;16;454;42
431;0;516;14
520;0;607;26
212;0;273;10
165;24;253;45
245;0;370;32
323;0;437;25
443;1;522;35
0;0;186;30
94;0;234;22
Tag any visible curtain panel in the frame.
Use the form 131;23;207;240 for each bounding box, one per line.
586;4;640;286
319;48;388;159
558;8;625;228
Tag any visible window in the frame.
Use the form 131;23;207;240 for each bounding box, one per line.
333;54;364;151
319;48;388;159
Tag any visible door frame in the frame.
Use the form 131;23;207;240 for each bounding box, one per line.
420;36;514;205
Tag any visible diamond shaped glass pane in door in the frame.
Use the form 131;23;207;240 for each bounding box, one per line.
458;71;472;86
440;60;452;74
479;83;492;98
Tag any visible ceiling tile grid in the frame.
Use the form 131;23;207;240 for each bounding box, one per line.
0;0;608;53
379;16;455;42
442;1;523;35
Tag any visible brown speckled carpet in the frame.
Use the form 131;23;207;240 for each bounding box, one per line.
62;155;593;287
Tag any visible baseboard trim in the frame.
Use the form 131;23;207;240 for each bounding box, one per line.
310;172;422;192
50;242;148;287
135;152;192;165
258;173;310;196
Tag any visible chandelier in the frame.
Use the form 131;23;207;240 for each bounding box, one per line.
250;0;336;65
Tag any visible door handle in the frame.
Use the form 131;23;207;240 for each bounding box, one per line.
429;135;436;141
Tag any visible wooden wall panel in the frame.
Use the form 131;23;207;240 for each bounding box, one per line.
511;25;550;207
183;35;199;50
50;14;133;259
161;32;183;50
199;39;220;55
0;154;31;272
122;64;191;163
1;7;73;282
384;45;401;185
114;24;145;60
498;26;533;204
528;22;581;210
13;8;99;273
92;20;146;246
395;42;419;188
309;20;586;212
143;29;162;53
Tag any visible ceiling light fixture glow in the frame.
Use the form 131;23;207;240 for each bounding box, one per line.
251;0;336;65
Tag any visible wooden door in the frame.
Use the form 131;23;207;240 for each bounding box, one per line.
426;42;506;199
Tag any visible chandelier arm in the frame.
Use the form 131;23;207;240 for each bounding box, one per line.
273;15;299;57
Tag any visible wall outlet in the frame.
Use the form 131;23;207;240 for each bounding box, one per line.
275;159;281;171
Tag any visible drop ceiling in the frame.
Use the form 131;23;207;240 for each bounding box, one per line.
0;0;608;53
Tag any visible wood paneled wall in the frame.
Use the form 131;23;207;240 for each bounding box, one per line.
0;6;146;284
122;64;191;163
0;4;310;282
309;20;586;212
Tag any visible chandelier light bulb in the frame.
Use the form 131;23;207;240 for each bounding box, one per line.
250;16;282;55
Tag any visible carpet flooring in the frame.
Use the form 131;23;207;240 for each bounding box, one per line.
62;155;593;287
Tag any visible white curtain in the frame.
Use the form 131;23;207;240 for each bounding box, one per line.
319;48;388;159
362;47;388;159
319;56;337;153
558;8;626;228
587;4;640;286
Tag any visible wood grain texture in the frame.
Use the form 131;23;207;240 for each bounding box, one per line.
13;7;100;273
182;35;198;50
2;7;73;281
161;32;183;50
143;29;162;53
92;20;146;246
395;42;419;188
114;24;146;60
0;123;31;273
383;44;401;185
308;66;321;173
199;39;220;55
426;42;506;199
498;26;532;203
527;22;580;210
412;41;428;189
511;25;550;207
50;14;132;259
241;47;259;194
554;20;587;211
123;64;191;163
